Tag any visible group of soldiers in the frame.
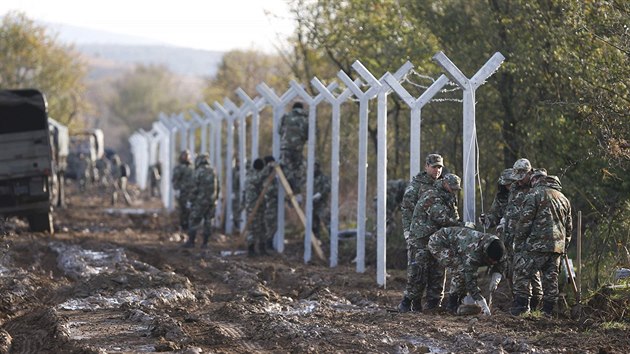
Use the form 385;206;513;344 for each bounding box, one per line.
397;154;572;317
74;152;133;206
171;101;330;255
172;151;219;249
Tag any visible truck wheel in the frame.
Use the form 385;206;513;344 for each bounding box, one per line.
27;212;54;234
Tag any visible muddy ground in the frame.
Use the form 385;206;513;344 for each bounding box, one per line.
0;184;628;353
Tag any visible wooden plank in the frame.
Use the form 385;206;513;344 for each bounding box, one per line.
273;164;326;262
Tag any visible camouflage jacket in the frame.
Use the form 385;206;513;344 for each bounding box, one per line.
401;172;437;231
515;177;572;254
313;171;330;206
279;108;308;152
428;226;504;300
245;169;265;210
192;165;218;207
485;187;510;227
172;163;195;201
409;182;462;240
504;183;531;248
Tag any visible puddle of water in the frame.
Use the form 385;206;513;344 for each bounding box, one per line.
57;287;195;311
104;208;161;215
220;250;247;257
400;335;448;353
50;242;127;280
264;300;318;316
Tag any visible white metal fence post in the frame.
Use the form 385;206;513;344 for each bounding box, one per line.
433;51;505;223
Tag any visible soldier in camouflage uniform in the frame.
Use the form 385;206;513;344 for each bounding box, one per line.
399;173;464;313
245;158;267;256
231;160;241;231
263;156;278;253
110;154;132;206
312;161;331;240
95;156;111;188
511;172;572;316
374;179;408;236
481;168;515;233
398;154;445;312
429;226;506;315
77;153;89;191
504;159;543;309
183;153;218;249
172;150;195;233
279;102;308;195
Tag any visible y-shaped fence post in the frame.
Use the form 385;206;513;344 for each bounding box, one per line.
158;114;178;211
214;101;236;235
311;77;359;268
385;72;450;178
289;80;337;263
190;109;208;155
236;88;267;160
153;121;173;210
433;51;505;223
256;84;297;253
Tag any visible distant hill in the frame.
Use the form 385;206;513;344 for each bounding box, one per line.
45;22;223;78
77;44;223;78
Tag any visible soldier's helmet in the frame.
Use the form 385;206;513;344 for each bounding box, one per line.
252;158;265;171
442;173;462;190
179;150;191;164
292;101;305;115
425;153;444;167
498;168;515;186
510;158;532;181
530;168;548;186
195;153;209;168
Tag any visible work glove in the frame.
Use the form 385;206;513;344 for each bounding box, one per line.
464;221;475;229
488;272;502;293
403;230;410;241
185;201;192;209
476;297;491;316
496;217;506;233
312;192;322;201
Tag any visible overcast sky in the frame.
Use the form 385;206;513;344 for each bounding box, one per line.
0;0;295;52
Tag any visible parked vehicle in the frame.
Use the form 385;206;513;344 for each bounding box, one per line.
0;89;55;233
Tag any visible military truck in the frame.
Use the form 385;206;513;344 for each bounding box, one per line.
0;89;55;233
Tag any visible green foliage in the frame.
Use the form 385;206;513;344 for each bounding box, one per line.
0;11;89;130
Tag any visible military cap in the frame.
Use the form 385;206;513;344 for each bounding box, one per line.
443;173;461;190
195;153;209;167
425;153;444;167
530;168;548;179
510;158;532;181
498;168;515;185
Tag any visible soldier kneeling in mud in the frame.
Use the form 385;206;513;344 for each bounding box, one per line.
428;226;506;316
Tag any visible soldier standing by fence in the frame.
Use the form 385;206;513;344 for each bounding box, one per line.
312;161;330;240
110;154;132;206
172;150;195;234
279;101;308;195
511;171;572;317
245;158;266;256
184;153;218;249
263;156;278;252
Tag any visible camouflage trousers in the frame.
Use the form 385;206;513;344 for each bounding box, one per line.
279;149;304;194
513;251;560;304
428;237;467;298
247;206;266;247
312;201;330;239
176;196;191;231
511;249;543;301
111;177;132;206
405;237;446;305
264;198;278;248
188;202;214;238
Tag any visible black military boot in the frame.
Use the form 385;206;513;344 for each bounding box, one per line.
411;298;423;312
446;294;460;315
509;296;529;316
247;243;256;257
258;240;268;255
397;296;412;313
201;234;210;249
182;232;196;248
424;299;440;313
542;301;555;317
530;296;542;311
266;238;274;251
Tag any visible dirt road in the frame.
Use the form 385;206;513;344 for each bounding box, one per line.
0;185;627;353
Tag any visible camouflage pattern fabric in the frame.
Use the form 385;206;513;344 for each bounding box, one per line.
312;168;331;238
232;165;241;230
263;173;278;247
95;157;111;186
404;182;462;305
245;168;267;247
485;186;510;228
512;176;572;303
77;155;89;190
172;162;195;231
503;182;542;300
429;227;504;301
188;164;218;239
401;172;436;232
110;157;132;206
279;108;308;194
